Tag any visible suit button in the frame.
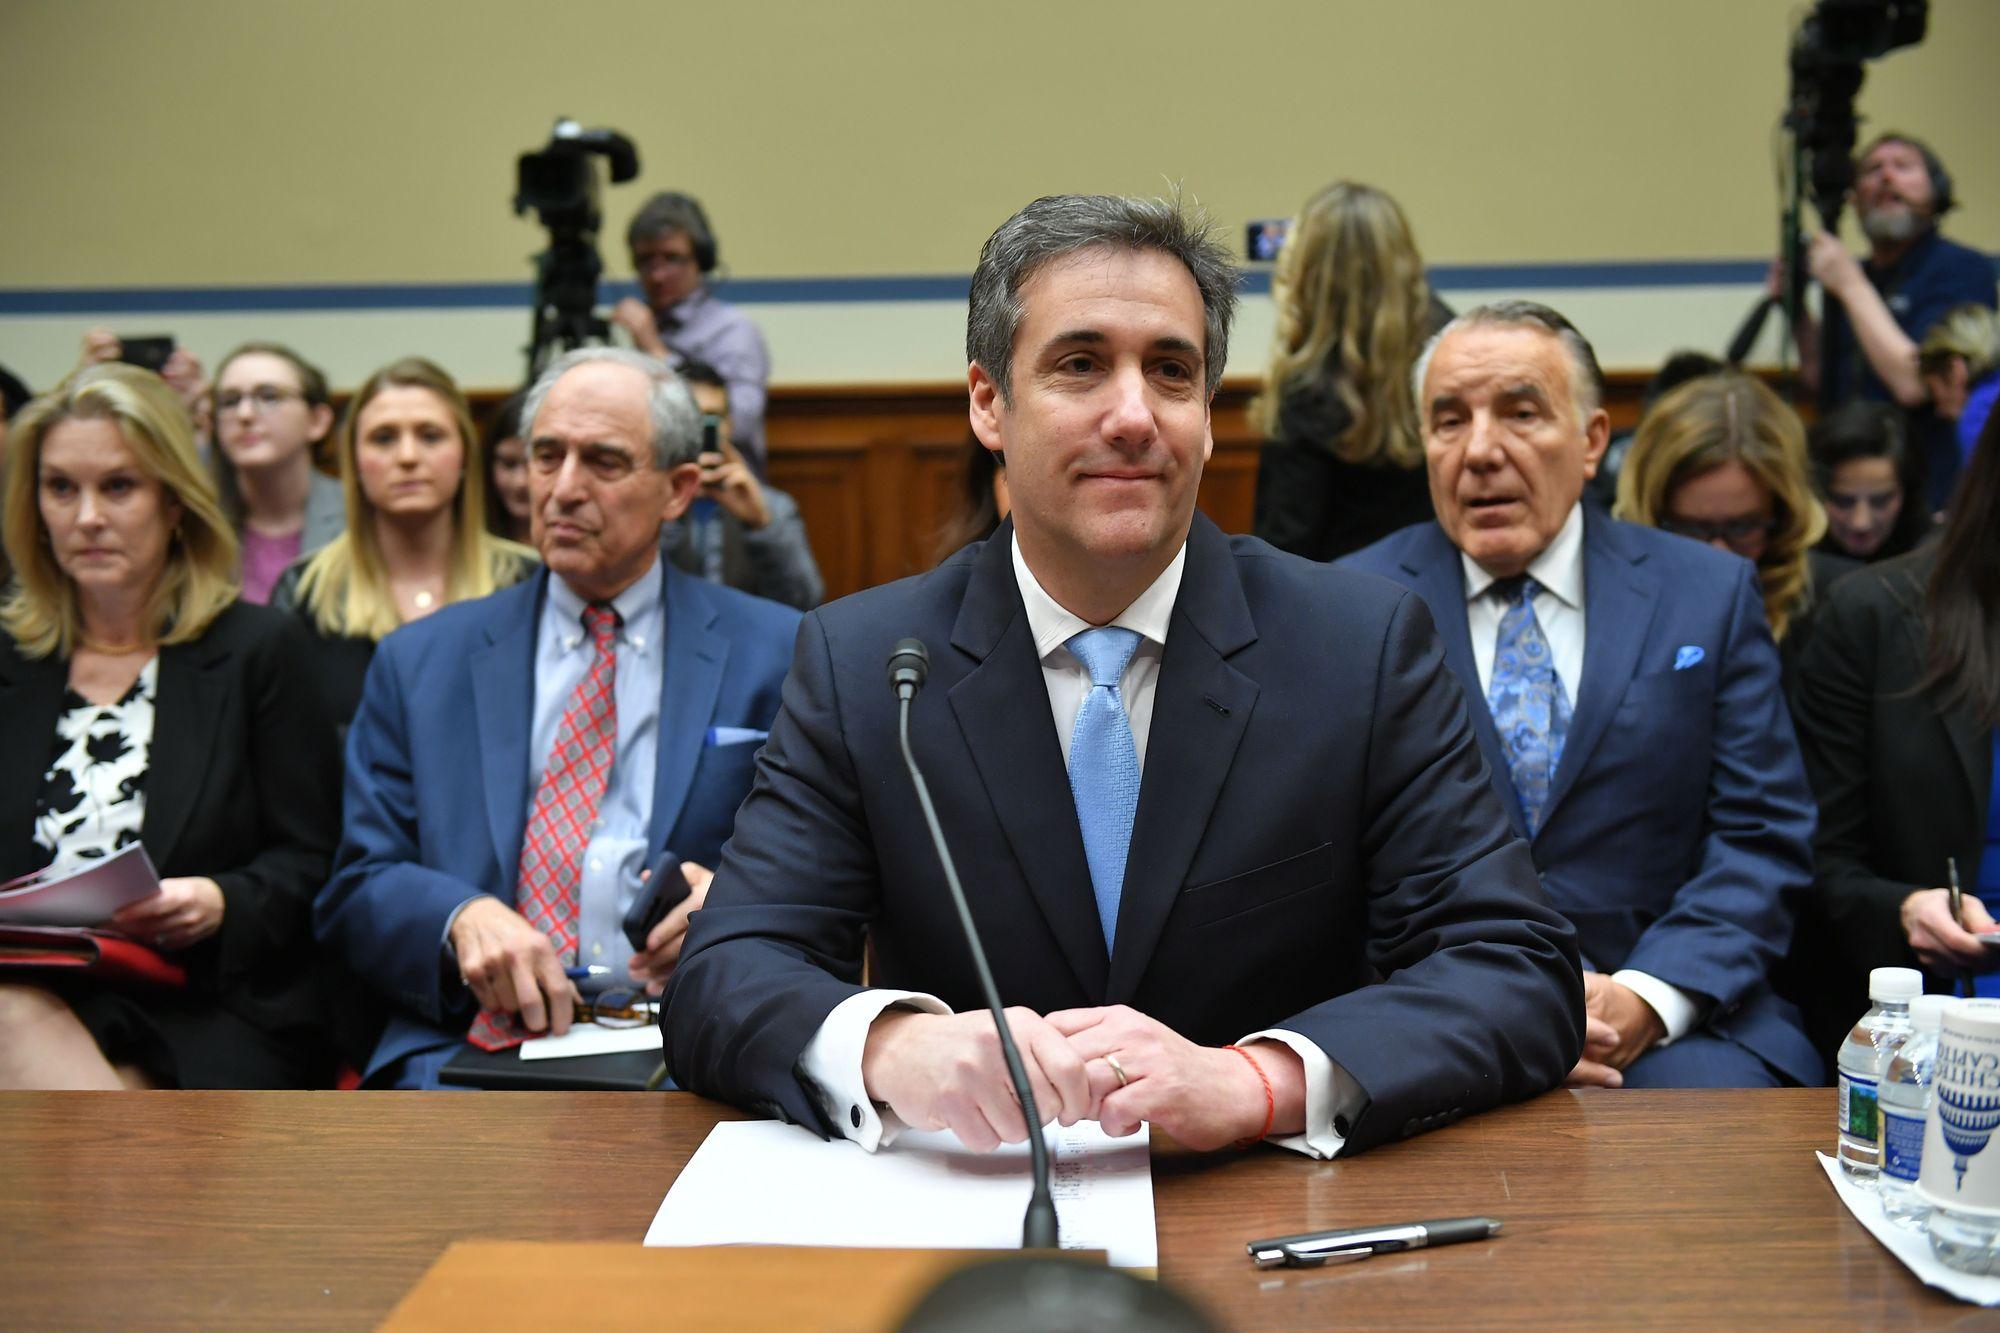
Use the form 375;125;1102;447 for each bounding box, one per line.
1401;1119;1419;1138
851;1104;863;1129
1333;1115;1351;1138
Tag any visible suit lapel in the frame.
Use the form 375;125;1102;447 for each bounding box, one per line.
470;576;543;891
1106;516;1257;1002
1399;525;1525;839
648;567;728;852
144;637;226;867
1540;511;1659;830
947;523;1108;1000
0;647;68;871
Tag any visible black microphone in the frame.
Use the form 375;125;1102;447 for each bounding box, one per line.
885;637;1059;1250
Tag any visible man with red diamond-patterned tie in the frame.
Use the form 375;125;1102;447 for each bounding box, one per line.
317;349;800;1088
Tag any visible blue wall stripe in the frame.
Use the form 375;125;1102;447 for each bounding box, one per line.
3;256;1988;315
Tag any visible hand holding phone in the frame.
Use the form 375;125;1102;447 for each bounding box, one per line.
622;853;693;953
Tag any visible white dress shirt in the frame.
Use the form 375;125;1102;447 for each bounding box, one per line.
799;533;1360;1158
1459;503;1700;1045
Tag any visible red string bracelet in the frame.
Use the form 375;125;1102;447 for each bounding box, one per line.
1225;1044;1275;1148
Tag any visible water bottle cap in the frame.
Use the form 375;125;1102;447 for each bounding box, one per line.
1909;993;1952;1031
1869;966;1923;1001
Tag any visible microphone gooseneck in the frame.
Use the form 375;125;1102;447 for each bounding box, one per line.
886;638;1059;1250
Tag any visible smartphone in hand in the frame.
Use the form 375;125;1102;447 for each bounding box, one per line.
622;854;692;952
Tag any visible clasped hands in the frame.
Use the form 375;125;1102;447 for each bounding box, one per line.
1565;971;1667;1088
860;1004;1302;1154
447;861;713;1036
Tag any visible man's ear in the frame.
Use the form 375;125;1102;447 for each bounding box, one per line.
968;361;1006;453
1580;409;1612;481
660;460;703;522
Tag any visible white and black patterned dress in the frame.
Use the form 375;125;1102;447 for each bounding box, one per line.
32;659;156;872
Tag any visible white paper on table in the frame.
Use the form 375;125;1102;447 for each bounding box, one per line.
518;1022;664;1060
646;1118;1157;1269
1818;1151;2000;1305
0;843;161;926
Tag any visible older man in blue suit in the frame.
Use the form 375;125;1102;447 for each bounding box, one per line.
317;349;799;1088
1345;301;1822;1088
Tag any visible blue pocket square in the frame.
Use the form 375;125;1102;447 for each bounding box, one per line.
1674;645;1705;671
704;726;770;747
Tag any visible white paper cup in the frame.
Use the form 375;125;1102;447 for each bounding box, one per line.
1919;999;2000;1214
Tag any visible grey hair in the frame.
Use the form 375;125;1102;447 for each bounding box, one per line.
520;347;702;470
1411;299;1607;429
967;192;1240;401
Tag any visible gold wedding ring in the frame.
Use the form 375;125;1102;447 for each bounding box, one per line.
1105;1053;1130;1088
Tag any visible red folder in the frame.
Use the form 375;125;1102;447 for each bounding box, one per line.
0;926;187;988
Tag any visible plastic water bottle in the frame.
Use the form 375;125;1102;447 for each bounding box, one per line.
1837;966;1922;1182
1879;994;1949;1227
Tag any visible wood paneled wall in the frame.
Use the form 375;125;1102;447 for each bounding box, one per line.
458;371;1757;603
757;374;1668;602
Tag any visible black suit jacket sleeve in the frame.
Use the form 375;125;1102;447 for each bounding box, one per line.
1791;558;1989;967
189;612;342;992
1274;587;1584;1146
666;612;875;1131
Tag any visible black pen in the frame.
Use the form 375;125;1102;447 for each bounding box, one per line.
1247;1216;1503;1268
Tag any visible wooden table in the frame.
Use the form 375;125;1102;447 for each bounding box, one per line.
0;1087;1961;1328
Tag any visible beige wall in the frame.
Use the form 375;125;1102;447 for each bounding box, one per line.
2;0;1995;289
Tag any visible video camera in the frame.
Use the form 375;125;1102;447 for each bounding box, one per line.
513;119;641;379
1786;0;1928;230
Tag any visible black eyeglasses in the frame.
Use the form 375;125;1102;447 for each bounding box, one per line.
575;986;656;1029
1660;515;1775;548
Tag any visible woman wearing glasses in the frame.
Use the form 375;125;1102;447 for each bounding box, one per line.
210;342;344;604
0;364;339;1088
1614;373;1847;687
271;357;536;726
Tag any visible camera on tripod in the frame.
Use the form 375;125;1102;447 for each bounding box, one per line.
514;118;641;379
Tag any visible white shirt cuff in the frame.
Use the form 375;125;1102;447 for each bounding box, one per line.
797;989;951;1150
1612;969;1702;1045
1240;1028;1363;1160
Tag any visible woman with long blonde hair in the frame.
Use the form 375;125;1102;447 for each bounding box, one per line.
0;364;339;1088
1615;372;1843;679
1252;181;1451;560
272;357;536;723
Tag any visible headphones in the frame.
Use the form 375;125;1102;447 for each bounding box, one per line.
1860;134;1955;218
658;191;718;273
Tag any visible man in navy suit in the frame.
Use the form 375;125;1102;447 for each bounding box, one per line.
317;349;799;1088
1345;301;1822;1088
665;196;1583;1157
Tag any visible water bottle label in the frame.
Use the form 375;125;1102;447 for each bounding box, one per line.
1884;1108;1925;1182
1840;1074;1879;1137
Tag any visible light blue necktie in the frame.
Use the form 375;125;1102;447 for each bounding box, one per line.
1486;576;1572;838
1065;627;1143;951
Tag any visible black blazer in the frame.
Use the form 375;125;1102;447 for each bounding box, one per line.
0;602;342;1053
666;515;1584;1153
1787;549;1994;1065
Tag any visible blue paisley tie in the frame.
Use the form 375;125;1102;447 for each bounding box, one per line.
1487;576;1572;837
1065;627;1143;951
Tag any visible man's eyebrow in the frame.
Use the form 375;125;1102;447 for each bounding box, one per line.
1151;334;1201;358
1427;392;1467;417
1042;329;1108;350
1498;382;1552;404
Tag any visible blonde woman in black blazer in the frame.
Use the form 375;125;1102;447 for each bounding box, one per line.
0;365;339;1088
